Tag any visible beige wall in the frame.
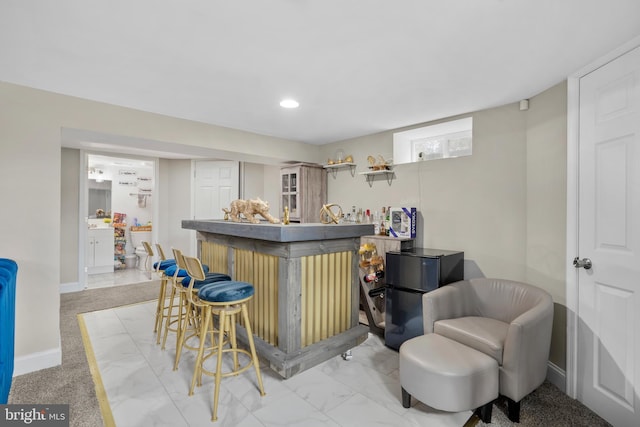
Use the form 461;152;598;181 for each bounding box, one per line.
162;159;193;256
525;82;568;368
60;148;80;284
319;82;568;369
1;78;569;374
0;81;318;370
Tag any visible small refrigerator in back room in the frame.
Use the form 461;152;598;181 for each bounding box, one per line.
384;248;464;350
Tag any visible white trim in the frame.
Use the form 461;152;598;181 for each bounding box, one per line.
59;281;84;294
547;361;566;394
12;347;62;376
565;34;640;400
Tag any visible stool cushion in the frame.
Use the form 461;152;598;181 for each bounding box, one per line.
198;281;254;303
399;334;498;412
165;263;210;278
153;259;176;270
181;273;232;289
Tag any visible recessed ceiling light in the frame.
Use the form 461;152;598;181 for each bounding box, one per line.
280;99;299;108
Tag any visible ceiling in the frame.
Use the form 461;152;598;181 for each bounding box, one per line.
2;1;640;148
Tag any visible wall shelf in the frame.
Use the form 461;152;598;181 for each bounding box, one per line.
359;169;394;187
323;162;357;178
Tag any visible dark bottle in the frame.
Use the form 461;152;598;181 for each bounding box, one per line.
364;270;385;283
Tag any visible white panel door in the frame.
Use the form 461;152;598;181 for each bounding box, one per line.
194;161;239;220
577;46;640;427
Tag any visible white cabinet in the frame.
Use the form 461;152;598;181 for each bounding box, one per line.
87;228;114;274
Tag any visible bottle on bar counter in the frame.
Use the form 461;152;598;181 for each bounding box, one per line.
379;207;386;236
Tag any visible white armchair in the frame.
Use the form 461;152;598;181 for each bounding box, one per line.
422;278;554;422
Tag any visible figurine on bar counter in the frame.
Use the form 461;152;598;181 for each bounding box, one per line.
222;198;281;224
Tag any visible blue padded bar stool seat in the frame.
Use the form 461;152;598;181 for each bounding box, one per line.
183;255;265;422
153;259;176;270
198;281;255;302
165;262;209;278
180;272;231;289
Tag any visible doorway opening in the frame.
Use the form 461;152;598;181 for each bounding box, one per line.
84;153;157;289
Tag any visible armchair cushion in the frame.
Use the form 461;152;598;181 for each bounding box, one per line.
435;316;509;364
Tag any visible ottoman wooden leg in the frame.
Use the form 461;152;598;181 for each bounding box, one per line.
401;387;411;408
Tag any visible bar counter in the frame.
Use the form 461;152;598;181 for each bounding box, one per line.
182;219;373;378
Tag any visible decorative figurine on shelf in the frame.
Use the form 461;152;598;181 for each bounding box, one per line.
222;198;281;224
367;155;392;171
326;153;353;165
319;203;343;224
283;206;290;225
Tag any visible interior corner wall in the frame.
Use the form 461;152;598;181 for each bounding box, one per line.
525;81;568;370
60;148;80;285
242;162;281;210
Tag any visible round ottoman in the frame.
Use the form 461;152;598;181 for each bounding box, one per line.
399;334;498;417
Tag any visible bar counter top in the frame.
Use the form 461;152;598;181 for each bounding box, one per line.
182;219;374;242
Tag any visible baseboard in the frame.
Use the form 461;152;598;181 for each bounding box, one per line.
60;281;84;293
13;347;62;376
546;360;566;393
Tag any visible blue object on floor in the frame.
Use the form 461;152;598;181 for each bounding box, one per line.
0;258;18;404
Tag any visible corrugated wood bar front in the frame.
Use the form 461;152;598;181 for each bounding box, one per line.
301;251;352;347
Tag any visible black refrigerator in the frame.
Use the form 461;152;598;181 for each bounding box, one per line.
384;248;464;350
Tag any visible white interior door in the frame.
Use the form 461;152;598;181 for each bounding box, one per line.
576;45;640;427
194;160;239;220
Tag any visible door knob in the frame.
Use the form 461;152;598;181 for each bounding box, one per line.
573;257;592;270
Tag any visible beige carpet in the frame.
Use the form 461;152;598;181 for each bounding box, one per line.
8;280;160;427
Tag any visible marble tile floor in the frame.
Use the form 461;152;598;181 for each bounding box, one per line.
86;267;153;289
79;300;473;427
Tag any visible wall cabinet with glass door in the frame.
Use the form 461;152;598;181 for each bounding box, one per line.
280;163;327;223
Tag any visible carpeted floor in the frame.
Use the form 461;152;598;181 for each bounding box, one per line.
8;281;160;427
9;282;612;427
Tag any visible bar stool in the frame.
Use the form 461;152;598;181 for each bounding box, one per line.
142;241;175;341
183;255;265;422
160;248;218;350
160;249;192;349
172;249;230;370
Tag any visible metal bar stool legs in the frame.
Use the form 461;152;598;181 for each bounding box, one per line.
183;255;265;422
190;298;265;422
